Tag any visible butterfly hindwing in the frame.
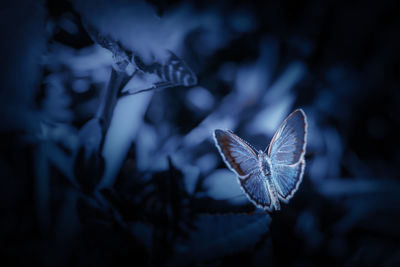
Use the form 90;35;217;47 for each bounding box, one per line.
239;171;271;210
213;130;258;177
267;109;307;165
272;159;305;201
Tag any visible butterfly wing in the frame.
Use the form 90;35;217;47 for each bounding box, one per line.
272;159;305;201
213;129;258;177
239;171;272;210
267;109;307;165
214;130;272;210
268;109;307;201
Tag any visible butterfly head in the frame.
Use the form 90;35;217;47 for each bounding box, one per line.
257;150;267;160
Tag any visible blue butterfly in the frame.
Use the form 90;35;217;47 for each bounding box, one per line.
213;109;307;211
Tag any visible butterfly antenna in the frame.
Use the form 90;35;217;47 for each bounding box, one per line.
240;135;258;152
248;141;259;153
264;144;270;153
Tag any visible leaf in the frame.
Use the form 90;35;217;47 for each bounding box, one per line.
169;212;271;265
203;169;248;206
99;84;153;188
316;179;400;197
84;22;132;73
74;146;105;194
137;50;197;87
100;188;139;221
121;51;198;97
78;118;103;153
76;196;112;227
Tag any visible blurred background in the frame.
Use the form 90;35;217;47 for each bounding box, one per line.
1;0;400;266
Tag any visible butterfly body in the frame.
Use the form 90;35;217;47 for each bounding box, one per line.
257;151;271;177
256;151;281;210
213;109;307;211
266;174;281;211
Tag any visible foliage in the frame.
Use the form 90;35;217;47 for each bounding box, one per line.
1;0;400;266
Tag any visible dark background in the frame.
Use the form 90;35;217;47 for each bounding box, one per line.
1;0;400;266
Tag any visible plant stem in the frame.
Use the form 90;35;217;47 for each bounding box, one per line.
96;68;130;150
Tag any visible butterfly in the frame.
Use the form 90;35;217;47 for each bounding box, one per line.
213;109;307;211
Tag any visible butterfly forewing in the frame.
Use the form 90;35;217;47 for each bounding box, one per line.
213;130;258;177
268;109;307;201
267;109;307;165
